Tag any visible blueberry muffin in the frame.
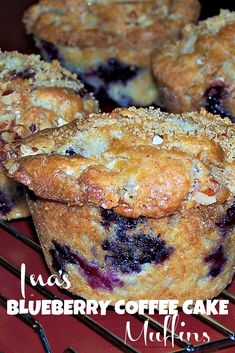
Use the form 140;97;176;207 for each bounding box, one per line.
0;50;99;220
23;0;200;108
153;10;235;122
2;107;234;303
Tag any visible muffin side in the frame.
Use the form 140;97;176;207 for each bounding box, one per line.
26;196;235;304
2;107;234;302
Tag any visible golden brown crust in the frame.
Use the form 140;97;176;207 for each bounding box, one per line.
3;107;235;219
152;10;235;115
24;0;201;50
0;50;99;220
4;104;233;302
0;50;99;143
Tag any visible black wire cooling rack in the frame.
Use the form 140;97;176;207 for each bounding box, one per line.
0;219;234;353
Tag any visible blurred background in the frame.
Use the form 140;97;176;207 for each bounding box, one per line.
0;0;235;54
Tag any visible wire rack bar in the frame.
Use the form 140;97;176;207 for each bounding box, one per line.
63;348;79;353
0;256;140;353
171;336;235;352
221;290;235;304
195;313;235;337
1;220;235;353
0;293;52;353
0;219;42;253
136;313;192;348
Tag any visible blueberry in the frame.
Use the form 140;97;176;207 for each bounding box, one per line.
101;208;173;274
90;58;140;84
65;147;76;156
102;233;174;274
100;208;143;230
0;190;13;216
92;87;120;110
205;245;227;278
39;40;61;61
204;86;234;122
37;40;156;108
101;209;175;274
216;203;235;238
78;59;141;108
50;241;123;291
29;124;37;133
50;247;67;274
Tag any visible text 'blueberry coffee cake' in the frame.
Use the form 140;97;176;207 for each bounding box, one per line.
0;50;99;220
24;0;200;108
153;10;235;123
2;107;234;304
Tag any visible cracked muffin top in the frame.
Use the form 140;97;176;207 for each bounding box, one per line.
24;0;200;66
152;10;235;119
2;107;234;219
0;50;99;144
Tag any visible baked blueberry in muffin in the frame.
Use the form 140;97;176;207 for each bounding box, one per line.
2;107;234;303
153;10;235;122
0;50;99;220
23;0;201;108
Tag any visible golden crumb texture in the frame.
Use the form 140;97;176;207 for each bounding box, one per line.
0;50;99;220
3;107;235;219
3;106;234;303
24;0;200;65
153;10;235;115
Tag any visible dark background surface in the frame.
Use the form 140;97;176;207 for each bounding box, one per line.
199;0;235;19
0;1;234;353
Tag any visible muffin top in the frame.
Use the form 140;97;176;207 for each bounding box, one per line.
152;10;235;115
24;0;200;51
0;50;99;144
3;107;234;219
